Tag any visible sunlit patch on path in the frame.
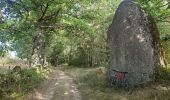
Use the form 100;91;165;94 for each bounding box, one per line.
26;68;82;100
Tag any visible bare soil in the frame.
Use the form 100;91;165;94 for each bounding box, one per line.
26;68;82;100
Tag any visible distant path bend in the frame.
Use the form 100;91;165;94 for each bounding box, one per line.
26;68;82;100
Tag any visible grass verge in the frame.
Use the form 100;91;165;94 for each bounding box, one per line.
0;66;51;100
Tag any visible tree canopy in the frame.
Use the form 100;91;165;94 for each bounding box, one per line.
0;0;170;66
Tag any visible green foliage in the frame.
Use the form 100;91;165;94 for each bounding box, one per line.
68;48;88;66
0;67;51;99
161;34;170;41
156;66;170;81
134;0;170;23
0;0;121;67
61;0;119;66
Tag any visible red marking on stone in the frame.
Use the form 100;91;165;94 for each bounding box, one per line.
115;72;125;81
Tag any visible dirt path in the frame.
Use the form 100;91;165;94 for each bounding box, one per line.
26;68;81;100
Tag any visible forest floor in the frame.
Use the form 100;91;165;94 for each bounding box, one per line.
23;65;170;100
59;65;170;100
26;67;82;100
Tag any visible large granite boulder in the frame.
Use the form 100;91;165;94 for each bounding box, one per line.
107;0;163;87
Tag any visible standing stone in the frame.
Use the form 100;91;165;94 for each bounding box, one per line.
107;1;164;87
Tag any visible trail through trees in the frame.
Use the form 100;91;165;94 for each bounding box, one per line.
26;68;81;100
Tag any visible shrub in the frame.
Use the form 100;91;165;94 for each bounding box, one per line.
156;67;170;81
0;66;51;99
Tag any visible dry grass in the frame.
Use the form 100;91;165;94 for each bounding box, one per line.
0;67;51;100
0;58;29;73
60;65;170;100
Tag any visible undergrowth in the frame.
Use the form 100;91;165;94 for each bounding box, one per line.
156;66;170;81
0;66;51;100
